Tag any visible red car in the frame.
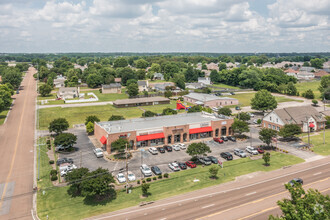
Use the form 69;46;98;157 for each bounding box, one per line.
185;161;197;168
213;138;224;144
257;147;264;154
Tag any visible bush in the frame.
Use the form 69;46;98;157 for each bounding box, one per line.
164;173;169;178
153;177;157;181
142;180;146;183
46;139;51;145
50;175;58;181
50;169;57;175
158;175;163;179
49;160;54;164
137;180;140;184
146;178;151;182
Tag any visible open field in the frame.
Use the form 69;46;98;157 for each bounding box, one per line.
0;108;9;125
296;81;321;99
303;130;330;155
37;152;304;220
210;83;242;90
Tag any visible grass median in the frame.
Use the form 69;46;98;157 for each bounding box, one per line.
0;108;10;125
37;152;304;220
302;129;330;155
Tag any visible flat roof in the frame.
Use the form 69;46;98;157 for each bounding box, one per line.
184;93;237;102
113;97;169;105
97;112;230;134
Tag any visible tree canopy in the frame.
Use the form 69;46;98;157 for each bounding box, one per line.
279;124;302;139
251;90;278;112
85;115;100;125
39;84;52;97
127;83;139;97
218;107;232;116
54;133;77;147
49;118;69;134
108;115;125;121
111;138;129;152
259;128;277;147
231;119;249;135
186;142;211;158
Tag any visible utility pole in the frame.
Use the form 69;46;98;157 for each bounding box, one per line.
125;143;129;193
250;129;253;146
37;65;40;181
323;98;326;145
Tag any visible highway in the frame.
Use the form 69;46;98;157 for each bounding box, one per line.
88;157;330;220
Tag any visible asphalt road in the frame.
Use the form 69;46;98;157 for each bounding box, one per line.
87;157;330;220
0;67;36;219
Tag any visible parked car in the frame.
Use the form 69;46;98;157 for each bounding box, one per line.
185;161;197;168
234;148;246;158
172;144;181;151
220;152;233;160
157;147;165;153
289;178;303;186
140;164;152;177
148;147;158;155
257;147;264;154
248;112;255;117
164;145;172;152
116;173;126;183
207;156;219;164
55;145;67;152
228;136;236;142
168;162;180;171
56;158;73;166
246;146;258;155
215;92;222;96
127;171;136;181
253;119;259;124
230;92;235;95
221;136;229;141
213;138;224;144
199;157;212;165
235;106;241;110
178;162;187;170
178;143;186;150
151;166;162;175
60;164;77;176
93;148;104;158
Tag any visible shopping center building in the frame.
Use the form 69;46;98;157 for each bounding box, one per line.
94;112;234;153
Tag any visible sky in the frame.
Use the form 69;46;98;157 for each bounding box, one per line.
0;0;329;53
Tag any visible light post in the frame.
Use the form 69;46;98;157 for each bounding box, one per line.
125;134;131;193
308;122;315;148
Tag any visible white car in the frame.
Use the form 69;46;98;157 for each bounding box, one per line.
93;148;104;158
172;144;181;151
168;162;180;171
127;171;136;181
148;147;158;155
178;143;186;150
249;112;255;117
59;163;77;173
234;148;247;158
246;146;258;155
60;165;77;176
116;173;126;183
140;164;152;177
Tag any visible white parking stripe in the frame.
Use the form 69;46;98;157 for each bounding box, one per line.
202;204;215;209
245;191;256;196
313;172;322;176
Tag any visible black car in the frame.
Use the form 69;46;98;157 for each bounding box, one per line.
207;156;218;164
178;162;187;170
228;136;236;142
220;152;233;160
151;166;162;175
221;136;228;141
289;178;303;186
230;92;235;95
164;145;172;152
215;92;222;96
56;158;73;166
157;147;165;153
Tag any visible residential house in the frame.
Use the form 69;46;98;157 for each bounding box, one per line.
284;68;299;78
297;71;314;80
102;83;122;94
299;67;315;72
74;64;87;71
186;82;205;90
137;80;149;92
198;77;211;85
46;63;53;69
153;72;164;80
53;76;66;88
57;87;79;99
206;63;219;71
151;82;175;92
201;70;211;77
115;78;122;83
262;106;326;132
183;93;238;108
314;70;329;79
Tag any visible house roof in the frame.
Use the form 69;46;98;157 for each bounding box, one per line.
299;67;315;72
186;82;204;89
114;78;122;83
284;68;299;74
273;106;326;124
113;96;169;105
314;70;329;77
321;110;330;117
184;93;237;102
102;83;121;89
137;80;147;86
58;87;78;92
153;72;164;77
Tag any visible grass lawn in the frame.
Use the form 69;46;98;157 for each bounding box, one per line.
0;109;10;125
37;152;303;220
231;93;304;107
303;129;330;155
211;83;242;90
37;93;57;101
37;137;54;189
296;81;321;99
84;89;129;102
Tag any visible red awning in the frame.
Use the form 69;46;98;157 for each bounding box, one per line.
309;123;315;128
100;136;107;145
136;133;165;142
189;126;213;134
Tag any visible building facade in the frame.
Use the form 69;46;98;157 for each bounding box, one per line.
137;80;149;92
113;97;170;108
94;112;234;153
184;93;238;108
57;87;79;99
101;83;122;94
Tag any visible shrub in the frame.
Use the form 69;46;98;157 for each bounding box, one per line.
146;178;151;182
153;177;157;181
164;173;169;178
50;169;57;175
142;180;146;183
137;180;140;184
158;175;163;179
46;139;51;145
49;160;54;164
50;175;58;181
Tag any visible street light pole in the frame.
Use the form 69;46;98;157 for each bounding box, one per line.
125;143;128;193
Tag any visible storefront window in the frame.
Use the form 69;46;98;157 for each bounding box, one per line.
150;138;164;146
183;133;187;142
215;129;219;137
168;135;172;144
174;134;181;143
189;133;198;140
137;140;148;147
200;131;212;138
221;126;227;136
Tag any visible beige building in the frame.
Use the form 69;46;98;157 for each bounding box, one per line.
101;83;122;94
113;96;170;108
184;93;239;108
137;80;149;92
57;87;79;99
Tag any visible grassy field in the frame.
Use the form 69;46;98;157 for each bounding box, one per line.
211;83;242;90
85;89;129;102
0;109;10;125
37;93;57;101
303;130;330;155
37;152;304;220
37;137;54;189
230;93;302;107
296;81;321;99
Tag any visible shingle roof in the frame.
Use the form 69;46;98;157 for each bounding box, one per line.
113;96;169;105
184;93;237;102
274;106;326;124
138;80;147;86
102;83;121;89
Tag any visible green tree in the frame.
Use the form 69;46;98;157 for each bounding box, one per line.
187;105;202;113
218;107;232;116
286;82;298;96
325;116;330;129
66;167;89;196
262;152;270;166
86;73;103;88
279;124;302;139
85;115;100;125
127;83;139;97
251;90;278;112
86;122;94;134
310;58;324;69
231;119;249;135
219;62;227;71
54;133;77;147
321;87;330;100
108;115;125;121
149;63;161;73
202;87;212;94
312;99;318;106
175;78;185;90
164;90;172;98
186;142;211;158
319;75;330;93
135;59;149;69
142;110;157;117
0;84;13;112
302;89;315;99
111;138;129;152
114;57;128;68
39;84;52;97
209;166;219;179
236;112;251;121
269;184;330;220
49;118;69;134
259;128;277;147
162;108;177;115
2;68;22;89
210;70;220;83
141;183;150;197
126;79;138;86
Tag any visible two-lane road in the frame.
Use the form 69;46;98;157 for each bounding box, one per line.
0;67;37;220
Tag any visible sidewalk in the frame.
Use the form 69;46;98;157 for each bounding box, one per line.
37;101;113;109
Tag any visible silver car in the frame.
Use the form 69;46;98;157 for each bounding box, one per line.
234;148;246;158
93;148;104;158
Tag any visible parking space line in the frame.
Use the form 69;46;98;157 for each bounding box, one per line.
202;204;215;209
245;191;256;196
